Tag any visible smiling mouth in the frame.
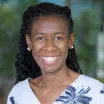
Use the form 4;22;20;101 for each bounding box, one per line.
39;56;60;65
43;57;57;62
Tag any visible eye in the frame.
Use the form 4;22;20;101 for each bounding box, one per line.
36;37;45;40
54;37;63;40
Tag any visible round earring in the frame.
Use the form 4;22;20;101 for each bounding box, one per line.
27;47;30;51
71;46;74;49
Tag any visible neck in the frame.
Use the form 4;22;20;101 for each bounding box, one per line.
41;66;72;89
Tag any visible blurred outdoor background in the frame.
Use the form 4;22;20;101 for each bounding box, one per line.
0;0;104;103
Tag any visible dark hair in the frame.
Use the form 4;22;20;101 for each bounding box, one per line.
15;2;82;84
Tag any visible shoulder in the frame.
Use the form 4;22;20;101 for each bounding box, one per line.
79;75;104;97
75;74;104;95
7;78;29;104
9;78;29;95
72;75;104;103
79;74;104;87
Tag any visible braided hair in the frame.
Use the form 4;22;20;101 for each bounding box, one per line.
15;2;82;84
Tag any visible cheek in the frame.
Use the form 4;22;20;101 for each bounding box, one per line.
31;41;43;57
59;40;69;50
57;41;69;56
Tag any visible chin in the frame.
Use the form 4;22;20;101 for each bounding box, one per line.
41;66;62;75
40;62;67;75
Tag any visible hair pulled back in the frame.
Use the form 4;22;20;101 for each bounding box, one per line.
15;2;82;84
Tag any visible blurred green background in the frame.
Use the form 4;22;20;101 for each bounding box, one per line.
0;0;104;103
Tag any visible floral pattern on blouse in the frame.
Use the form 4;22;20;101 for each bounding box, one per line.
56;85;92;104
100;85;104;94
10;97;16;104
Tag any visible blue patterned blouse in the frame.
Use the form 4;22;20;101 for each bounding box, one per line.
7;75;104;104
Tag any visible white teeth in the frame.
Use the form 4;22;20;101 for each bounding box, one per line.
43;57;57;62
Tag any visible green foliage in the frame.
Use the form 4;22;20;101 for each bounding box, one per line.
0;1;39;74
76;0;104;79
0;4;19;73
74;10;100;77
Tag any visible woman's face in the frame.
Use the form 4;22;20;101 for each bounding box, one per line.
26;15;74;74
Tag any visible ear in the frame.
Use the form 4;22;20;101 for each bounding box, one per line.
69;32;74;49
25;34;32;51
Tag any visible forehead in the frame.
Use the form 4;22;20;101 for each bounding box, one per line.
31;15;69;33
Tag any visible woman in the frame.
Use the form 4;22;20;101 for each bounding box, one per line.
7;2;104;104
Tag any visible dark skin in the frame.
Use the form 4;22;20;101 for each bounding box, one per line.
26;15;80;104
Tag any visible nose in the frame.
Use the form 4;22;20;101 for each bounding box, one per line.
43;38;57;52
